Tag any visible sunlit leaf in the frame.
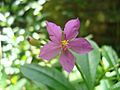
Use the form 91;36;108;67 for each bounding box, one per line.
6;79;27;90
95;79;110;90
110;81;120;90
101;46;118;66
101;46;119;78
0;41;2;60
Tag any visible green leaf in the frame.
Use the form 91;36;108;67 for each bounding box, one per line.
6;79;27;90
101;46;118;67
20;64;75;90
72;40;100;90
110;81;120;90
101;46;119;79
76;82;88;90
0;41;2;60
95;79;110;90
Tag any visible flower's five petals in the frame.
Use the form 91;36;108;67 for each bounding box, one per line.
39;18;93;73
39;42;61;60
69;38;93;54
64;18;80;40
46;21;62;43
60;50;75;73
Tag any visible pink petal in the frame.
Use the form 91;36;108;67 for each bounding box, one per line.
39;42;61;60
46;21;62;43
64;18;80;40
68;38;93;54
60;50;75;73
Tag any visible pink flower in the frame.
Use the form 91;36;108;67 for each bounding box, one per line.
39;18;93;73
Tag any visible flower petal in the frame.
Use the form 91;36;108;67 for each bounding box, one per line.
60;50;75;73
46;21;62;43
64;18;80;40
39;42;61;60
69;38;93;54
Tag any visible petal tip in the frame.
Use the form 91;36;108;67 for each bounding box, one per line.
76;17;79;20
66;70;71;73
46;21;50;25
39;53;44;59
89;46;94;51
39;53;42;58
76;18;80;25
65;67;73;73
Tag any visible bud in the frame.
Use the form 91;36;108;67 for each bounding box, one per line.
27;36;40;46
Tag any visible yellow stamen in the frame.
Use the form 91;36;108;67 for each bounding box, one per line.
61;40;69;46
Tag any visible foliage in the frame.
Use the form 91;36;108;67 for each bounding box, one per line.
20;40;120;90
0;0;120;90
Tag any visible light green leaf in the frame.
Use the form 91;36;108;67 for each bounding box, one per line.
6;79;27;90
110;81;120;90
20;64;75;90
101;46;118;66
72;40;100;90
101;46;119;78
0;41;2;60
95;79;110;90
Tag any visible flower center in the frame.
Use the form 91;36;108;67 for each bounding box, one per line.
61;40;69;47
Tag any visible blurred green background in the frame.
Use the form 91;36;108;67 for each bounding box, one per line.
0;0;120;90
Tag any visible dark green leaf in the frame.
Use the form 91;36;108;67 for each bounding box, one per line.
76;82;88;90
20;64;75;90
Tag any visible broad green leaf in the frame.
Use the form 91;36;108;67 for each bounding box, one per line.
20;64;75;90
110;81;120;90
76;82;88;90
72;40;100;90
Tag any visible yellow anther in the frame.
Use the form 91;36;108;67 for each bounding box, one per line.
61;40;69;46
